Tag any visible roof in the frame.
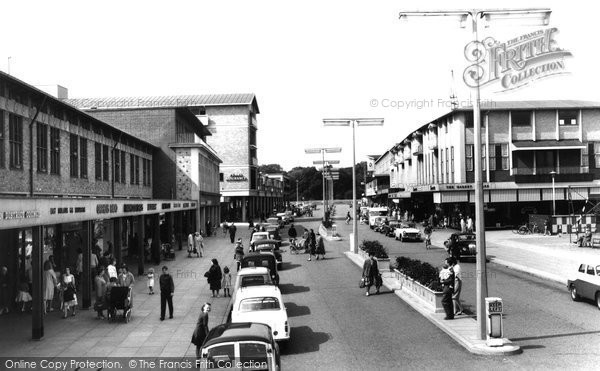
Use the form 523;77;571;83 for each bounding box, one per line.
253;239;280;246
202;322;273;348
236;284;282;299
66;93;259;113
456;100;600;111
237;267;270;276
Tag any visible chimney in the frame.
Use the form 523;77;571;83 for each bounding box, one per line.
35;84;68;100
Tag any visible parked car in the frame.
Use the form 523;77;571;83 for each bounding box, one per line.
232;267;274;304
231;286;290;342
251;232;270;249
254;239;283;270
267;217;284;229
198;322;281;370
394;222;422;242
372;217;386;232
567;261;600;309
444;232;477;261
368;207;389;229
242;252;279;285
381;220;402;237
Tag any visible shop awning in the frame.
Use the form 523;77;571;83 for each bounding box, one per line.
512;140;586;151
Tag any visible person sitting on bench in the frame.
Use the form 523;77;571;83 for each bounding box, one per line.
576;227;593;247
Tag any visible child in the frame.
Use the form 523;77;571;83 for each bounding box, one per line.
222;266;232;297
15;276;32;312
147;268;155;295
234;241;244;272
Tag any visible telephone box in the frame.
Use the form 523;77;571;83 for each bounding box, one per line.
485;297;504;347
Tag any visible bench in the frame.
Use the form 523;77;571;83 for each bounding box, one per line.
592;238;600;249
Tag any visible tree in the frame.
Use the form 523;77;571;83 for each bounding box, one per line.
258;164;283;174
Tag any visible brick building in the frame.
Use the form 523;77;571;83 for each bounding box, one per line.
0;72;197;339
371;101;600;227
67;94;282;223
62;104;222;234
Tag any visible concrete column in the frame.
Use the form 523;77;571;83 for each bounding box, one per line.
81;221;92;309
113;219;122;265
137;215;145;276
152;214;161;265
242;197;247;222
175;212;183;250
31;226;43;340
167;212;174;247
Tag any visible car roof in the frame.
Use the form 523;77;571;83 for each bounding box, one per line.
236;285;282;299
237;267;270;276
254;239;279;246
244;252;276;260
203;322;273;348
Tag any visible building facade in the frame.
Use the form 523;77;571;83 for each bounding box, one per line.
63;105;222;234
0;72;198;339
383;101;600;227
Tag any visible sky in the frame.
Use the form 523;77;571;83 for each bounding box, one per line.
1;0;598;170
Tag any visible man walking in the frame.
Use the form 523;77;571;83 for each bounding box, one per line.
194;232;204;257
159;266;174;321
439;258;455;320
362;251;380;296
228;223;237;244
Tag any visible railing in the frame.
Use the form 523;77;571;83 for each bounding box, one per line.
176;133;196;144
412;145;423;155
512;166;588;175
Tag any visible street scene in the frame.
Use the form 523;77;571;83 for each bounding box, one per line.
1;1;600;370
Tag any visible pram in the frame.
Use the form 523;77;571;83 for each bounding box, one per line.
289;238;303;254
107;286;132;323
162;243;175;260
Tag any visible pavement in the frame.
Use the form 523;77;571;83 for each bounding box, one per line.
340;216;600;356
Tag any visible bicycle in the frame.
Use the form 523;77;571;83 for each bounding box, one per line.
513;223;539;235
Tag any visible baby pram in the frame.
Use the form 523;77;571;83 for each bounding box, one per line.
162;243;175;260
107;286;132;323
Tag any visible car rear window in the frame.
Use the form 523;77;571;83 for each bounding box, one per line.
244;259;272;268
239;297;281;311
242;276;268;287
239;342;269;366
206;344;235;369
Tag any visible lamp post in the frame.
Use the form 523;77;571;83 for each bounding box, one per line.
322;119;384;254
305;148;342;221
399;8;551;340
550;171;556;215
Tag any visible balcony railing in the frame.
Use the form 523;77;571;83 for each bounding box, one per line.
512;166;588;175
176;133;196;144
412;145;423;156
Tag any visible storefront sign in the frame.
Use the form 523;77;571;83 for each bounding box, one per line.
3;210;40;220
162;203;171;209
227;174;248;182
173;203;181;208
147;203;157;210
463;28;571;91
123;204;144;212
96;204;118;214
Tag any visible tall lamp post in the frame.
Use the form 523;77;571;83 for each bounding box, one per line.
399;8;551;340
550;171;556;216
305;148;342;221
322;119;384;254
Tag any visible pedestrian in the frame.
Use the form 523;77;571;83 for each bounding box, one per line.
121;265;135;288
460;217;466;233
159;266;174;321
466;216;473;233
307;229;316;261
362;251;381;296
61;267;77;318
288;224;297;241
192;303;211;357
234;239;245;271
107;258;118;281
206;220;212;237
222;266;232;297
315;235;326;260
0;266;9;315
43;260;58;313
346;211;352;225
439;259;455;320
147;268;155;295
15;275;32;312
229;223;237;244
94;268;107;319
449;257;463;316
205;259;222;298
250;227;257;243
302;228;310;253
195;232;204;257
187;232;195;258
75;248;83;289
545;216;552;236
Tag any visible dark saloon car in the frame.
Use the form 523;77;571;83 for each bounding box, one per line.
381;220;402;237
444;232;476;261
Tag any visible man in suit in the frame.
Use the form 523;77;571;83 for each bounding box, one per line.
159;266;174;320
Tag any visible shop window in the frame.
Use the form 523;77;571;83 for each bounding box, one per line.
9;113;23;169
50;127;60;175
80;137;88;179
511;111;531;127
466;144;473;172
559;110;578;126
37;122;48;172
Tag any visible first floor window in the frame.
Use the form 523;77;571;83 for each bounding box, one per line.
120;151;126;183
69;134;79;177
451;146;455;182
36;122;48;172
466;144;474;172
0;110;4;168
9;114;23;169
80;137;88;179
501;144;509;170
440;149;444;183
50;128;60;174
103;145;109;180
95;142;102;180
114;149;121;183
489;144;496;171
135;156;140;185
481;144;486;171
130;154;135;184
594;143;600;168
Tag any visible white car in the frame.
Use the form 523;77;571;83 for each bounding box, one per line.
250;231;270;249
368;207;389;229
232;267;275;303
394;222;422;242
231;285;290;342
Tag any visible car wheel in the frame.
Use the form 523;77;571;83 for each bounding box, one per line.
570;285;580;301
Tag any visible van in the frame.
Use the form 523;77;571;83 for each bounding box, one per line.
198;322;281;370
368;207;389;229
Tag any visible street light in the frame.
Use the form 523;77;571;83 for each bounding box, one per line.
305;147;342;220
322;118;384;254
399;8;551;340
550;171;556;215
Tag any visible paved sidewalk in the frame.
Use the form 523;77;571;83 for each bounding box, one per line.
0;225;251;358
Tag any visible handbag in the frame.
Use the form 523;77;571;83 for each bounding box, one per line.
359;277;366;289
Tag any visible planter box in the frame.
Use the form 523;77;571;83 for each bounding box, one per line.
393;269;444;313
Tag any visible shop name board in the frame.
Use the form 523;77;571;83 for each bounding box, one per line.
96;204;118;214
147;204;157;210
441;184;491;190
227;174;248;182
3;210;40;220
124;204;144;212
173;203;181;208
162;203;171;210
51;207;86;215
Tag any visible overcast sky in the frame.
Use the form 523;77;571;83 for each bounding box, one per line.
1;0;598;170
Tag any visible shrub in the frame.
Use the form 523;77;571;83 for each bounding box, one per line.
359;240;389;259
322;219;333;229
395;256;443;292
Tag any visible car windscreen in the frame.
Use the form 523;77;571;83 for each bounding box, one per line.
254;235;267;241
205;344;235;369
243;258;274;269
241;276;270;287
239;297;281;311
239;342;269;369
369;211;388;217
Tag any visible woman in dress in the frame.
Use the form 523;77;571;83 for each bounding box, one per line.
315;235;326;260
192;303;211;357
206;259;222;298
61;267;77;318
43;261;58;313
307;229;317;261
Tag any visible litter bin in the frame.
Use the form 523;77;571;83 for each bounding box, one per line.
485;297;504;347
